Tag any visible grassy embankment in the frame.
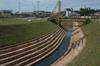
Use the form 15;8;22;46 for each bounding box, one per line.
67;19;100;66
0;19;58;48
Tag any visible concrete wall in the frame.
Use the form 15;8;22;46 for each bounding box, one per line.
51;22;86;66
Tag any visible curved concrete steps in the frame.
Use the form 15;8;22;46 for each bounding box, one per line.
0;22;72;66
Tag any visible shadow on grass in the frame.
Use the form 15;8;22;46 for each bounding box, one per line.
51;21;58;25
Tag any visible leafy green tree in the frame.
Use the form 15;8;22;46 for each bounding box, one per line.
95;9;100;12
0;13;11;22
1;14;6;22
1;13;11;18
74;8;100;16
15;12;19;17
74;10;79;14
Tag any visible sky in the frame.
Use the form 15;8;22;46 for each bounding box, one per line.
0;0;100;13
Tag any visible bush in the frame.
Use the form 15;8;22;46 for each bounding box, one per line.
82;19;92;26
48;16;57;24
0;13;11;18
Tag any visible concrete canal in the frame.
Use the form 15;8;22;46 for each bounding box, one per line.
34;26;73;66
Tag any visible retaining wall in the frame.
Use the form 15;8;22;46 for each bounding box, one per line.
51;22;86;66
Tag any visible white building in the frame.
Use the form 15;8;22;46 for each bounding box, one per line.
0;10;12;15
64;8;73;17
94;12;100;16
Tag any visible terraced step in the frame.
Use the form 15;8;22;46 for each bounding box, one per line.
0;28;60;54
0;28;62;59
0;22;72;66
0;29;64;64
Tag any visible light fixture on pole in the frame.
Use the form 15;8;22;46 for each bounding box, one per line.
37;1;40;17
46;7;48;12
34;7;36;12
19;2;21;14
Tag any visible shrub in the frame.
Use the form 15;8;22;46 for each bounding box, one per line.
82;19;92;26
1;13;11;18
48;16;57;24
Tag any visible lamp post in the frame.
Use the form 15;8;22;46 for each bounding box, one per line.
19;2;20;14
46;7;48;12
18;2;21;19
34;7;36;12
37;1;40;17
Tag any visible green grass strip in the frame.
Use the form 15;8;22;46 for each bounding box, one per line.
67;19;100;66
0;20;58;48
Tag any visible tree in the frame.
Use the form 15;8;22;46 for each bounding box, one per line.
82;19;92;26
1;13;11;18
0;13;11;22
1;14;6;22
74;10;79;14
15;12;19;17
95;9;100;12
74;8;100;16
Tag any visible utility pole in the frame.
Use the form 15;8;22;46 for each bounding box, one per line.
46;7;48;12
37;1;40;17
18;2;21;19
19;2;20;14
34;7;36;11
58;0;61;26
49;0;61;26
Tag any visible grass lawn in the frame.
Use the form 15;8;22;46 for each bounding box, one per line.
0;19;58;48
67;19;100;66
0;19;47;25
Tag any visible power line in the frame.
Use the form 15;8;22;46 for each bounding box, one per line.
61;2;67;11
61;2;66;7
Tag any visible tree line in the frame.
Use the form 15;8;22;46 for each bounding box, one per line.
74;8;100;16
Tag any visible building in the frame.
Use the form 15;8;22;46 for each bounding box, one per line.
61;11;66;17
69;12;80;16
94;12;100;16
22;12;33;17
64;8;73;17
82;6;90;10
0;10;12;18
21;11;51;17
0;10;12;15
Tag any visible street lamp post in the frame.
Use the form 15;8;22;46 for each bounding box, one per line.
34;7;36;12
18;2;21;19
19;2;20;14
37;1;40;17
46;7;48;12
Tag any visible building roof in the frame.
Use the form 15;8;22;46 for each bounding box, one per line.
22;12;33;15
0;10;12;12
94;12;100;16
69;12;80;16
64;8;73;11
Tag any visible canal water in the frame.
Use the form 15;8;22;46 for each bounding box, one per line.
34;26;73;66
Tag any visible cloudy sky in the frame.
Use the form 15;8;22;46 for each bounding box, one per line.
0;0;100;13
